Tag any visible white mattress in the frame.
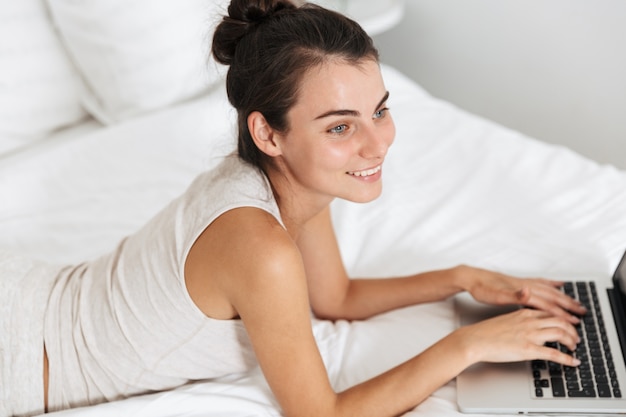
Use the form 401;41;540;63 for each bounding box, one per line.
2;65;626;417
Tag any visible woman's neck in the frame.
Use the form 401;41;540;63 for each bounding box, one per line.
266;168;334;241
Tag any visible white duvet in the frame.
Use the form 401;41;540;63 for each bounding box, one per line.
1;65;626;417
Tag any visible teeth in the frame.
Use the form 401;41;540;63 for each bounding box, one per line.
348;165;381;177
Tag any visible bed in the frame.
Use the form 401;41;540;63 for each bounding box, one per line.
2;1;626;416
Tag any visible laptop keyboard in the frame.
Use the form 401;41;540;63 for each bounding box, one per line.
531;281;622;399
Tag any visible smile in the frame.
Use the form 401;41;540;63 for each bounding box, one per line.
347;165;382;177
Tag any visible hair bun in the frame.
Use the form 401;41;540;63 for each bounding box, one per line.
212;0;296;65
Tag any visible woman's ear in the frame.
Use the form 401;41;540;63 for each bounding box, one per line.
248;111;282;157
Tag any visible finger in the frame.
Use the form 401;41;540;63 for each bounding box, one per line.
556;292;588;316
534;322;581;351
512;309;580;349
537;300;581;324
539;284;587;314
520;287;585;323
515;287;570;319
536;344;581;367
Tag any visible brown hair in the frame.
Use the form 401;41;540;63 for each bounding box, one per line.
211;0;379;173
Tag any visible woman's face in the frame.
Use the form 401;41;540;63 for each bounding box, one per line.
274;59;395;205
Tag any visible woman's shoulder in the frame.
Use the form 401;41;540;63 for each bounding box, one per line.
185;204;299;319
188;205;302;305
209;206;295;262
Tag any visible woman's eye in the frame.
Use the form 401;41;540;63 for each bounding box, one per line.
373;107;389;119
329;124;348;134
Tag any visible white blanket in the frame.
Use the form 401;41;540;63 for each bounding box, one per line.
1;65;626;416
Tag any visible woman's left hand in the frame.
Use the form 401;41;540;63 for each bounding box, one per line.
460;266;587;324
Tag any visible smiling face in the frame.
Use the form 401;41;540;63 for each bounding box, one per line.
268;59;395;208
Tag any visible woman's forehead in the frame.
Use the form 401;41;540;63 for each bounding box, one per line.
294;60;385;113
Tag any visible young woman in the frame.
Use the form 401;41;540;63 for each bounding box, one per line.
1;1;586;417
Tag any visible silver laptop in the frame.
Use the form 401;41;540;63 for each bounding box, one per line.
455;249;626;414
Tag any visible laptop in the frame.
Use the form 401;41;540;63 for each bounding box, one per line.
455;249;626;414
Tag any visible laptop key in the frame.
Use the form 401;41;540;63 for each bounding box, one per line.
568;388;596;398
549;362;563;376
551;377;566;397
595;373;609;384
529;281;623;400
581;378;595;388
597;384;612;398
566;380;580;390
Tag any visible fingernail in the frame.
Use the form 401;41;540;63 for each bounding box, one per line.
573;358;581;366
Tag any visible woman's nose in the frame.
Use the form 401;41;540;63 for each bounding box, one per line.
360;123;394;159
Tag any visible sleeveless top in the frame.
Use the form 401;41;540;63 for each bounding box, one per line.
44;156;283;412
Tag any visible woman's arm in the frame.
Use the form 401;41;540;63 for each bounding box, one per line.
196;207;580;417
297;207;586;321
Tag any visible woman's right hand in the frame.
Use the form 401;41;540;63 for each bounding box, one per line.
453;307;582;367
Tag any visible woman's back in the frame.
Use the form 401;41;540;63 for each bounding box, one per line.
44;156;280;411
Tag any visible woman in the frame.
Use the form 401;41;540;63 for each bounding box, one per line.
2;1;585;417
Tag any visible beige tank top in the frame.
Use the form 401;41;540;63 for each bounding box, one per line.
44;156;283;412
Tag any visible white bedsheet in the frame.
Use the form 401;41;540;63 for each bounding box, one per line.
1;65;626;417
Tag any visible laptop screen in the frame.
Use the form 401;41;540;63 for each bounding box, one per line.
609;249;626;370
614;249;626;297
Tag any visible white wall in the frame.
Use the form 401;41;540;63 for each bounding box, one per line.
373;0;626;169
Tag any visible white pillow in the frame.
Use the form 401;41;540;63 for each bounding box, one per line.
47;0;229;124
0;0;87;155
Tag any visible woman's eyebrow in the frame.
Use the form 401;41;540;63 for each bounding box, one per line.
314;91;390;120
375;91;390;111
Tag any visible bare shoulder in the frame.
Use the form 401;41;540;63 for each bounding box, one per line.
185;207;304;319
213;206;300;268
